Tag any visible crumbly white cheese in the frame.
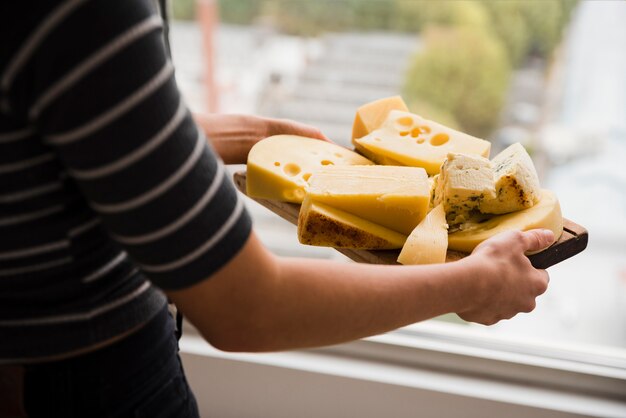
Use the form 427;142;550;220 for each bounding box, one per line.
480;143;541;214
432;153;495;225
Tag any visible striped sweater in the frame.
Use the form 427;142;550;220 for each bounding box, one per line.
0;0;252;361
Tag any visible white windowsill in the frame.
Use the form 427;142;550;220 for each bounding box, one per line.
179;321;626;418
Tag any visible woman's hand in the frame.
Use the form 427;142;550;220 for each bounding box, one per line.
194;113;329;164
456;229;554;325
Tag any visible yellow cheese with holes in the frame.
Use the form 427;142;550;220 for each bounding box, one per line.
247;135;373;203
432;153;496;225
352;96;409;143
355;110;491;175
354;143;406;166
448;189;563;253
306;165;430;235
397;204;448;265
479;143;541;214
298;197;407;249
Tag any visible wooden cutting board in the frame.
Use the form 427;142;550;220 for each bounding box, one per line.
233;171;588;269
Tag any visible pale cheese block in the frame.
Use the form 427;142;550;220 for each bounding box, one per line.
355;110;491;175
448;189;563;253
352;96;409;143
298;197;407;249
479;142;541;214
397;204;448;265
306;165;430;236
433;153;496;225
247;135;373;203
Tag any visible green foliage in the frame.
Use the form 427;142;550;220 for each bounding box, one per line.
403;26;511;137
394;0;489;32
218;0;264;25
481;0;576;63
172;0;195;21
260;0;356;36
211;0;579;138
519;0;565;58
480;1;530;67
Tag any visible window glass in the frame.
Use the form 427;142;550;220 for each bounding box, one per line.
169;0;626;353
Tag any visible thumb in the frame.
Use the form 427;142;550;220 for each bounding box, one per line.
521;229;555;254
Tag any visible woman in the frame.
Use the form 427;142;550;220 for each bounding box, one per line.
0;1;551;416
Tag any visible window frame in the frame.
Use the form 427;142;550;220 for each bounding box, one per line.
180;320;626;417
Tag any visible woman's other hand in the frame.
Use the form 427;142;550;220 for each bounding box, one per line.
195;113;329;164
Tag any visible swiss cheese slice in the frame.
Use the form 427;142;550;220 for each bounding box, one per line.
448;189;563;253
354;143;406;166
247;135;373;203
298;197;407;249
355;110;491;175
352;96;409;143
480;143;541;214
397;204;448;265
306;165;430;235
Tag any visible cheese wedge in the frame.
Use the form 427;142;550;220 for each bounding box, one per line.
355;110;491;175
480;143;541;214
298;197;407;249
398;204;448;265
448;189;563;253
432;153;496;225
306;165;430;235
247;135;373;203
352;96;409;143
354;143;405;166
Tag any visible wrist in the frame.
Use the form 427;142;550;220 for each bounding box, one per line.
447;257;486;314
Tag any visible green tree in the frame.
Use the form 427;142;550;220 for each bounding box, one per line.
218;0;265;24
519;0;565;58
480;1;530;67
403;26;511;137
393;0;489;32
172;0;196;20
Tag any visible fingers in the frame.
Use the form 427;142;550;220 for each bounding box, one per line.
269;118;332;142
535;269;550;295
520;229;555;253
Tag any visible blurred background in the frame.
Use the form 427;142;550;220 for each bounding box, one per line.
168;0;626;353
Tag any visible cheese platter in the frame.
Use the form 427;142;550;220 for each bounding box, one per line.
234;170;588;269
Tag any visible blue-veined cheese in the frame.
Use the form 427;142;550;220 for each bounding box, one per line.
432;153;496;225
480;142;542;214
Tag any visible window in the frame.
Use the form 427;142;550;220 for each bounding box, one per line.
169;0;626;415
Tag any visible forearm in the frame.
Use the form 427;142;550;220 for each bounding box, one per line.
169;234;476;352
248;256;475;351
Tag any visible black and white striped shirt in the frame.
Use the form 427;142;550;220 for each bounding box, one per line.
0;0;252;362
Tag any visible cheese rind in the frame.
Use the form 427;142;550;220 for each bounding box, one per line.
480;143;541;214
433;153;496;225
355;110;491;175
298;197;407;249
306;165;430;235
247;135;373;203
448;189;563;253
397;204;448;265
352;96;409;143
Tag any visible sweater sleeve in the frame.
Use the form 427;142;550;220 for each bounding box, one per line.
4;0;252;290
